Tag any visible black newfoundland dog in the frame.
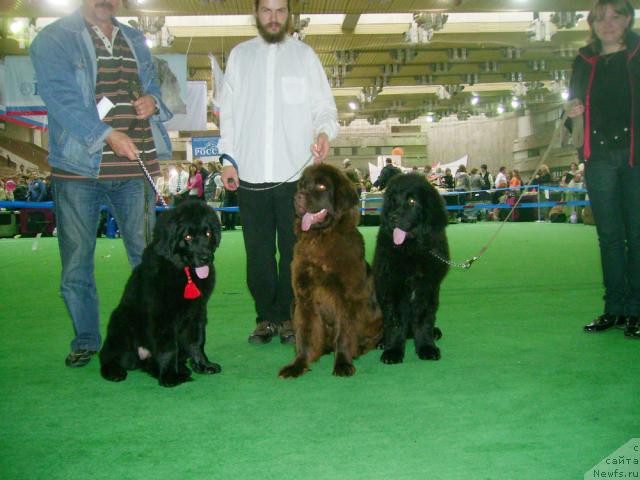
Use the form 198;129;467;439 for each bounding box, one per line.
100;201;222;387
373;173;449;364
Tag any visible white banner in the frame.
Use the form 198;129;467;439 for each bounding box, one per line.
163;81;208;132
3;56;45;116
154;54;187;115
434;154;468;173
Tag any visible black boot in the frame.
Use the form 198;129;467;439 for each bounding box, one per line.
624;316;640;338
583;314;626;333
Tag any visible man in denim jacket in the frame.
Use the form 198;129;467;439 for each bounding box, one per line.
29;0;173;368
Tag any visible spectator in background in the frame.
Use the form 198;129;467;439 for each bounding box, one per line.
221;182;238;231
194;159;208;183
343;158;363;195
479;164;493;192
155;166;171;206
469;167;483;191
168;162;189;205
493;166;508;204
494;166;508;189
204;162;223;220
532;164;552;187
204;162;221;203
373;157;402;190
509;169;523;189
441;167;454;189
4;178;16;201
454;165;470;221
27;172;47;202
454;165;470;191
180;163;204;201
0;179;7;201
13;177;28;201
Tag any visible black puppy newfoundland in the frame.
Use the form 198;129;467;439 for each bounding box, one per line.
373;173;449;364
100;201;222;387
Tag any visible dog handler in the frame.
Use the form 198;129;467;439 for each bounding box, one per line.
218;0;338;345
30;0;172;367
567;0;640;336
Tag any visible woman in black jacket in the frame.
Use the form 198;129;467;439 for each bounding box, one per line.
567;0;640;337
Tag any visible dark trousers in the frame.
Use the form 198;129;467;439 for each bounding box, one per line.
222;190;238;230
238;181;297;325
586;149;640;317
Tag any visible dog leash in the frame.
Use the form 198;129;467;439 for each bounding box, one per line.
127;84;169;209
430;102;574;270
220;153;314;192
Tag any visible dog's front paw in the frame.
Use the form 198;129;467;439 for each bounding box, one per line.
101;363;127;382
417;344;441;361
381;348;404;364
192;361;221;375
159;370;190;387
333;362;356;377
279;362;309;379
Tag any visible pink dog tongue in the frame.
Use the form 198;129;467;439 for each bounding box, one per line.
195;266;209;279
393;228;407;245
301;209;328;231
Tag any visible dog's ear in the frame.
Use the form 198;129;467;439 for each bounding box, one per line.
424;187;449;232
334;171;359;214
153;208;178;259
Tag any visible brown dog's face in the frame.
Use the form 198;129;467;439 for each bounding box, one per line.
295;164;359;231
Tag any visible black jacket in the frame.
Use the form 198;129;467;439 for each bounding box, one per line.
374;164;402;190
569;31;640;165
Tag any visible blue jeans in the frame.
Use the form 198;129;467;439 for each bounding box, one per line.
52;177;155;351
585;150;640;316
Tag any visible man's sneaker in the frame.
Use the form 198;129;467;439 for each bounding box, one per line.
65;349;97;368
248;321;278;344
279;320;296;345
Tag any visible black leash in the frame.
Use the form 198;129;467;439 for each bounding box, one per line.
220;153;313;192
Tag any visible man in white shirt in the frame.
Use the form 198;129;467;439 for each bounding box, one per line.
493;166;508;205
219;0;338;345
167;162;189;205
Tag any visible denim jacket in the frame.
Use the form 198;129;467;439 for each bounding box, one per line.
29;10;173;178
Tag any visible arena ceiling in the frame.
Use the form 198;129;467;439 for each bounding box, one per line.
2;1;631;124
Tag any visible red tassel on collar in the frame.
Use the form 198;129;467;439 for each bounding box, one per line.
183;267;201;299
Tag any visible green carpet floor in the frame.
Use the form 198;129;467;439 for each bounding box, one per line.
0;223;638;479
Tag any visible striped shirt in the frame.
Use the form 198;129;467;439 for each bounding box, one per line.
52;22;159;180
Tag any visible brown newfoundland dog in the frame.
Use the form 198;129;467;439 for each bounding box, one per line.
279;164;382;378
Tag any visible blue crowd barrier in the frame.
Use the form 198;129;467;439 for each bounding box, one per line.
0;184;591;217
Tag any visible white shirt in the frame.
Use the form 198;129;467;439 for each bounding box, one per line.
494;171;508;188
155;176;170;197
168;170;189;195
218;35;339;183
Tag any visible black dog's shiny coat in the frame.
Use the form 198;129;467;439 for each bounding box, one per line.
373;173;449;364
99;201;222;387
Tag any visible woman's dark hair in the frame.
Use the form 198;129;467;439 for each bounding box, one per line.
587;0;635;53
